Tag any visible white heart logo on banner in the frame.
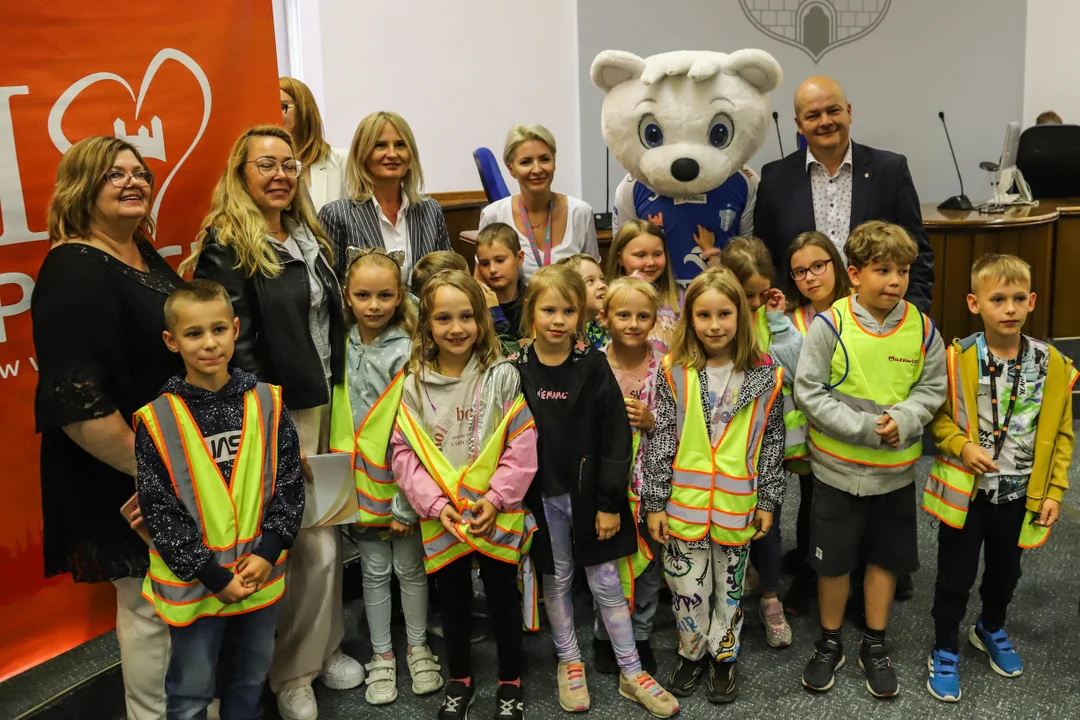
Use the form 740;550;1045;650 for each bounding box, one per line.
47;48;213;231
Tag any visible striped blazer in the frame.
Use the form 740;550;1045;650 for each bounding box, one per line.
318;195;452;282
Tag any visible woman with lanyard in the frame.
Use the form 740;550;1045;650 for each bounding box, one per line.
479;124;600;280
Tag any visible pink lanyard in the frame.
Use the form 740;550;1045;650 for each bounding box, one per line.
517;196;555;267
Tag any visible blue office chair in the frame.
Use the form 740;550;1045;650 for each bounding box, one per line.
473;147;510;203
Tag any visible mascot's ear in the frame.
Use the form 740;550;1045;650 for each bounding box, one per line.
725;49;783;94
591;50;646;93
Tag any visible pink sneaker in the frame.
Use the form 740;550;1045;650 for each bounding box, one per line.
761;598;792;648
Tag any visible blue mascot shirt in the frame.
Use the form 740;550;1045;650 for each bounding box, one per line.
625;171;752;286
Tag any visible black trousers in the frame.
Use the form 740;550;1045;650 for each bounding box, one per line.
931;492;1026;652
434;552;522;681
796;472;815;578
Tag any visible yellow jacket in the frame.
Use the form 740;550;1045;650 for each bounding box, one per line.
930;334;1076;513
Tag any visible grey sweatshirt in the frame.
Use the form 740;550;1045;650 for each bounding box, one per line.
345;323;417;524
794;297;946;496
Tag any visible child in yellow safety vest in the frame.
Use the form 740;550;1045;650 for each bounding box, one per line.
793;221;946;699
391;270;539;720
329;248;443;705
923;254;1075;704
719;236;802;649
512;265;680;718
593;276;666;676
642;266;788;705
135;281;304;720
767;231;852;616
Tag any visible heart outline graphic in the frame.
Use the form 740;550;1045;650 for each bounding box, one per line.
47;48;213;231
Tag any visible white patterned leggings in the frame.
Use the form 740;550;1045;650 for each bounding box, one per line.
662;537;749;663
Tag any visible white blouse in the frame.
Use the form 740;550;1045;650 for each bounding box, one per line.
478;195;599;279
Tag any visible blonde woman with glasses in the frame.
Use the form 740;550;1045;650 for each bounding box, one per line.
181;125;358;720
280;77;348;211
318;111;451;284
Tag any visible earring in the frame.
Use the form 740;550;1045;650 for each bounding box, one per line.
286;202;293;212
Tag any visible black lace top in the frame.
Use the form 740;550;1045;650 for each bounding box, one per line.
32;241;183;583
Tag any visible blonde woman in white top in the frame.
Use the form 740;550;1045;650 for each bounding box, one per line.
280;77;348;211
479;124;599;279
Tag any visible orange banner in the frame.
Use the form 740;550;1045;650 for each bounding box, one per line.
0;2;280;680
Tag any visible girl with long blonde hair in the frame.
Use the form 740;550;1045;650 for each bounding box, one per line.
183;124;356;720
641;267;787;704
391;270;538;719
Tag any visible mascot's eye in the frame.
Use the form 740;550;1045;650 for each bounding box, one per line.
638;114;664;148
709;114;734;149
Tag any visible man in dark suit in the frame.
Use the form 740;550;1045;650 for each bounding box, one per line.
755;76;934;313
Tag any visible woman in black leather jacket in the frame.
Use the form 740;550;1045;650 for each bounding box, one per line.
181;125;360;720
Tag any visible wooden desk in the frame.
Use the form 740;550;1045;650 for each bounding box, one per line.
923;202;1056;341
1047;199;1080;338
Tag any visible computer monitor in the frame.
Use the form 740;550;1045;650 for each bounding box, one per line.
999;121;1021;170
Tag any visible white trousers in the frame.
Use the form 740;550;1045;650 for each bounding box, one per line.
270;404;345;692
113;577;170;720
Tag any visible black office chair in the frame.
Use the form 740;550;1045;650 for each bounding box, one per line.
1016;125;1080;198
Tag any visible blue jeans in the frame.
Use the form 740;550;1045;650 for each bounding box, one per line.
166;604;278;720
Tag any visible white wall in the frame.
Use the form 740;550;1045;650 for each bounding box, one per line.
303;0;582;197
1024;0;1080;127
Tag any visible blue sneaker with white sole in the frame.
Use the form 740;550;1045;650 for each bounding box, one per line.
969;622;1023;677
926;649;961;702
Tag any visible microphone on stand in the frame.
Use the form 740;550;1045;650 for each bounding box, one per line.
937;111;973;210
772;111;785;157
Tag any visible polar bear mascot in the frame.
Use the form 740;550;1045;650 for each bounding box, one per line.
591;49;782;285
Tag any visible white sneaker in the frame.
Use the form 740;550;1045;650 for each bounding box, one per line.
364;656;398;705
277;686;318;720
319;650;365;690
407;645;445;695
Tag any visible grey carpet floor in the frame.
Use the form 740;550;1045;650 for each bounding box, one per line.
6;456;1080;719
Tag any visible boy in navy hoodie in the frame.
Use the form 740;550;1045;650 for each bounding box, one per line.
137;279;304;720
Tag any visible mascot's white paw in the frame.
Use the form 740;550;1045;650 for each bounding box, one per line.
592;49;782;199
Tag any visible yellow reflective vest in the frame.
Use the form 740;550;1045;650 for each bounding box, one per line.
616;427;654;608
808;297;931;469
135;384;287;627
664;362;783;546
329;370;406;527
922;341;1072;549
755;306;813;471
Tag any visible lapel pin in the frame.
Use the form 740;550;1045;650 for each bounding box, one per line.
865;172;870;178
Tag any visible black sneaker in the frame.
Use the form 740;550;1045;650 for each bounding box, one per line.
593;637;618;674
438;681;475;719
859;642;899;698
802;638;846;692
668;655;704;697
636;639;658;676
783;574;816;617
494;683;524;719
894;573;914;602
706;658;738;704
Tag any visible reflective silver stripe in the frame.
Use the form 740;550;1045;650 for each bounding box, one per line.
356;493;392;516
926;477;970;510
505;403;534;438
151;556;285;604
355;454;395;483
827;387;884;415
670;469;711;491
665;502;710;525
423;529;459;558
781;391;797;415
671;368;688;438
672;469;753;495
253;384;278;513
711;510;756;530
149;395;203;535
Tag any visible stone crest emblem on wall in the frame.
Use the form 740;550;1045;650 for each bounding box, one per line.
739;0;892;63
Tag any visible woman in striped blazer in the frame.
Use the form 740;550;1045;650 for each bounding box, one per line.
318;111;451;284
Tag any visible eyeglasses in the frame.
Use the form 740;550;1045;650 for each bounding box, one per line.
244;158;302;178
104;170;154;188
790;258;832;281
281;103;295;115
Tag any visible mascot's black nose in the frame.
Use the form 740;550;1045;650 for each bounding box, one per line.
671;158;699;182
